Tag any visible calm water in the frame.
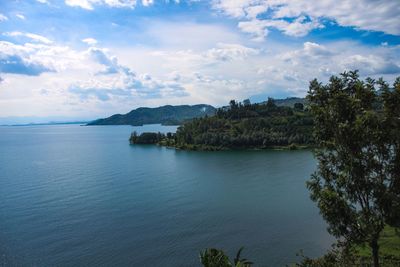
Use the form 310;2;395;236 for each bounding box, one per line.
0;124;332;266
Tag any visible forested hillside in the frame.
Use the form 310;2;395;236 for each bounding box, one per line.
88;104;216;126
130;98;314;150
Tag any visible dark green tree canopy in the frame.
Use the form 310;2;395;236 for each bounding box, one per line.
307;71;400;267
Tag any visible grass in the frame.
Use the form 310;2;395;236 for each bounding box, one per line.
356;226;400;258
354;226;400;266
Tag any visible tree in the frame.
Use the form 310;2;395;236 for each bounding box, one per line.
129;131;138;144
229;100;238;110
243;99;251;107
294;102;304;110
266;97;276;109
199;247;253;267
307;71;400;267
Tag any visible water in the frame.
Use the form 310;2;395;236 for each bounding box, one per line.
0;124;333;266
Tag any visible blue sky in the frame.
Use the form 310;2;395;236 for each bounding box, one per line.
0;0;399;122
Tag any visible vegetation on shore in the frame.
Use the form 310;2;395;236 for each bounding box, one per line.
130;98;313;150
199;247;253;267
198;226;400;267
306;71;400;267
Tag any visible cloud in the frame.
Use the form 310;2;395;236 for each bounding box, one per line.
0;54;53;76
342;55;400;75
82;38;98;46
15;14;26;20
282;42;333;61
36;0;49;3
0;40;86;76
140;20;242;49
212;0;400;40
65;0;94;10
0;14;8;21
147;43;260;72
69;87;126;101
279;41;400;77
4;32;53;44
65;0;137;10
69;47;188;101
238;20;269;41
302;42;333;57
205;43;259;61
142;0;154;6
88;47;121;74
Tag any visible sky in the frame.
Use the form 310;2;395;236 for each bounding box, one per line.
0;0;399;122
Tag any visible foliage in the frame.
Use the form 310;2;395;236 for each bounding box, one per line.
170;98;314;150
306;71;400;267
356;226;400;260
88;104;216;126
294;102;304;110
129;131;165;144
295;232;400;267
199;247;253;267
273;97;307;108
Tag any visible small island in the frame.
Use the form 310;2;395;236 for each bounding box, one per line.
130;98;313;150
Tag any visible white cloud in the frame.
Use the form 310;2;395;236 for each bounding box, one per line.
0;42;54;76
280;41;400;77
238;20;269;41
65;0;137;10
0;14;8;21
140;20;243;50
102;0;137;8
212;0;400;40
36;0;49;3
15;14;26;20
205;43;259;61
70;47;188;100
65;0;94;10
142;0;153;6
82;38;98;45
282;42;333;60
342;54;400;75
0;40;87;75
4;32;53;44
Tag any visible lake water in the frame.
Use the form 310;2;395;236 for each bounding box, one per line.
0;124;333;266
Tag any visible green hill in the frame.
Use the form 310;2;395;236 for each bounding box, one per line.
172;98;313;150
130;98;313;150
87;104;216;126
273;97;307;107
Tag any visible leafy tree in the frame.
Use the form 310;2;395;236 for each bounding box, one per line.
171;99;314;150
199;247;253;267
307;71;400;267
243;99;251;106
129;132;165;144
294;102;304;110
266;97;276;109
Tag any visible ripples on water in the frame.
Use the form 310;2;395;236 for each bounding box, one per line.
0;124;332;266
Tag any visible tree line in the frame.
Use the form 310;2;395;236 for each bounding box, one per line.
130;97;314;150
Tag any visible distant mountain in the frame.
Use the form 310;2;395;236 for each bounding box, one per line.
264;97;307;107
6;121;88;127
87;104;216;126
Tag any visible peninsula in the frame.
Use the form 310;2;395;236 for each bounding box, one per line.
130;98;313;150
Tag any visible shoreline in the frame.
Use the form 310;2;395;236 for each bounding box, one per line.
131;141;314;151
